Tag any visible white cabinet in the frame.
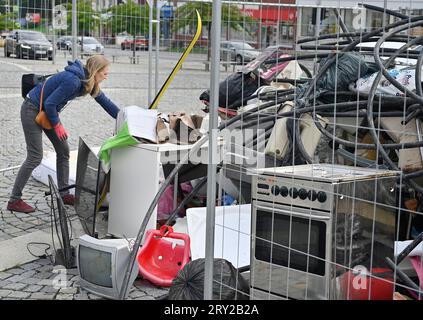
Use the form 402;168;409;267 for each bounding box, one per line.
107;143;208;241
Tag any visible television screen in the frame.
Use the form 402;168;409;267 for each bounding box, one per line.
77;235;139;300
75;137;107;236
78;245;113;288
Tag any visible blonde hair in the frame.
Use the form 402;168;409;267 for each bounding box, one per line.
83;55;110;97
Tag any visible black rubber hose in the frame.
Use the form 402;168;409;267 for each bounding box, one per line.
360;3;409;19
297;32;415;45
304;16;423;169
310;17;423;156
299;62;313;78
299;44;422;58
265;53;329;65
305;15;423;105
415;48;423;98
333;8;354;43
296;31;381;45
373;31;423;105
367;21;423;193
317;111;407;117
244;123;275;149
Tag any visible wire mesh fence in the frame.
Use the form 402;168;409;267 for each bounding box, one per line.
1;0;423;301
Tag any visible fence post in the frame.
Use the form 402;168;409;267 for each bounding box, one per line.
148;0;153;106
71;0;77;61
204;0;222;300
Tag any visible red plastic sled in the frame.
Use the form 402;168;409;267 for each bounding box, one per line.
137;225;190;287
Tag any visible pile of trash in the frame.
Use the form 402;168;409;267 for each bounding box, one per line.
199;6;423;237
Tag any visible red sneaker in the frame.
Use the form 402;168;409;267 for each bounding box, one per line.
7;199;35;213
61;194;75;206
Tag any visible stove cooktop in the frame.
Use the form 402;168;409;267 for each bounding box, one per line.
253;164;399;183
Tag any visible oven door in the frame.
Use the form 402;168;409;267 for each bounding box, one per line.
251;201;332;300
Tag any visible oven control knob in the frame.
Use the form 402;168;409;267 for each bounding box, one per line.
317;191;327;203
308;190;318;201
271;185;280;195
298;188;308;200
289;187;298;199
280;186;289;197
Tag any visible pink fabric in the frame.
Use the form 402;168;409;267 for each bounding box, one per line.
157;182;193;220
410;256;423;289
260;54;291;81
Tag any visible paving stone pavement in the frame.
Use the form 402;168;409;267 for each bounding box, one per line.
0;50;227;300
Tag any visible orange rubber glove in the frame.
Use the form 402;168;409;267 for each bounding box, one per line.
54;123;68;141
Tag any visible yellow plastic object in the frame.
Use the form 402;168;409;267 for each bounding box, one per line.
149;10;202;110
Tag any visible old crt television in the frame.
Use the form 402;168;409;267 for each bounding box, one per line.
77;234;139;300
75;137;107;236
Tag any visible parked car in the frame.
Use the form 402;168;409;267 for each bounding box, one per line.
121;36;148;51
56;35;73;50
116;31;131;46
220;41;260;64
4;30;53;60
0;32;10;47
67;36;104;55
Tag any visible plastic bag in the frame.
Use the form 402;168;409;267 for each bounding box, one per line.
199;72;263;110
355;67;416;96
168;258;250;300
297;52;377;99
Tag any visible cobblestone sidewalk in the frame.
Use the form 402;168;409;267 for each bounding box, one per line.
0;170;169;300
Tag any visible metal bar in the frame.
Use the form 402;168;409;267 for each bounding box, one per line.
313;3;322;76
204;0;222;300
52;0;55;64
148;2;153;106
155;0;160;95
395;232;423;265
71;0;77;60
173;172;178;211
194;0;359;10
0;165;21;174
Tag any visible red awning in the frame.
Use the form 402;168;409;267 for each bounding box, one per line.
241;7;297;23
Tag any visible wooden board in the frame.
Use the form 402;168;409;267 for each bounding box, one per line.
380;117;422;172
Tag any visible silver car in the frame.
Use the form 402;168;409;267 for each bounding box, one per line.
68;36;104;55
220;41;260;65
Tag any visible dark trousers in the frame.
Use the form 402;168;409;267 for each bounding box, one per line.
10;99;70;201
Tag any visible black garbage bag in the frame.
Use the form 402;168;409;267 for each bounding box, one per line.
168;258;250;300
199;72;265;110
296;52;378;101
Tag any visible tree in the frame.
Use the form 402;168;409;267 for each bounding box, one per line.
173;2;253;60
66;0;100;36
0;12;17;31
108;0;151;60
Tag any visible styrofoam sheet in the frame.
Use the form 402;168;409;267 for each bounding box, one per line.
31;147;100;194
186;204;251;269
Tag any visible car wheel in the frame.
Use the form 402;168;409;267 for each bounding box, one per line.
236;55;243;65
48;56;53;61
121;44;125;50
4;47;10;57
